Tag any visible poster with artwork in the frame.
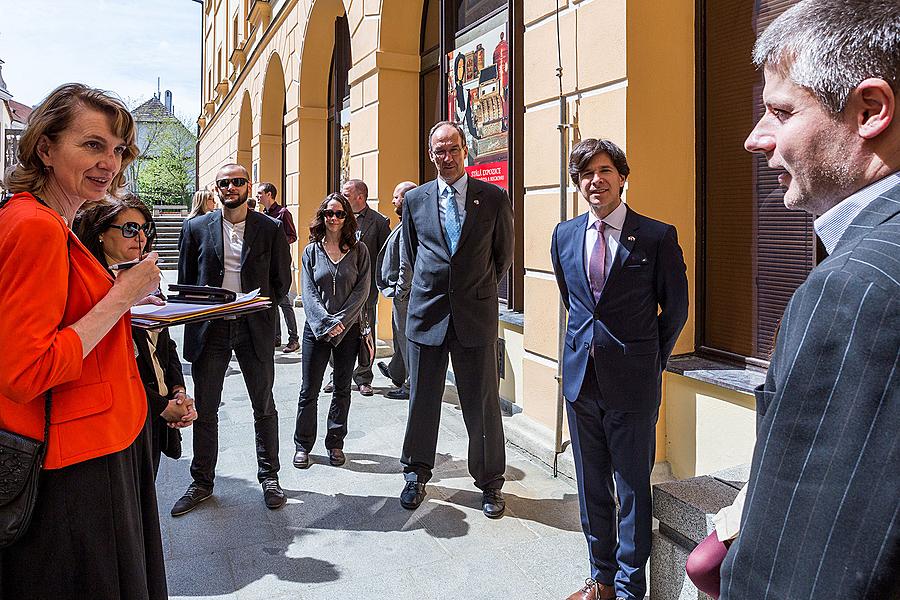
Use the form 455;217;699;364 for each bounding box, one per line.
447;21;509;189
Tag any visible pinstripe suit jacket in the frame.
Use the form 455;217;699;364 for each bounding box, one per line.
720;182;900;599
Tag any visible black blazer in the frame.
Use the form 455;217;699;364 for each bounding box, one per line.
133;327;185;462
402;176;514;348
551;206;688;412
720;183;900;599
355;206;390;307
178;209;291;362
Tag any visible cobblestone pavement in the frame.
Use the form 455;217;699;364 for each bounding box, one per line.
157;295;587;600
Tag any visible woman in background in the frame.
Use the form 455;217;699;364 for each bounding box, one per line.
292;193;369;470
75;195;198;476
187;188;217;219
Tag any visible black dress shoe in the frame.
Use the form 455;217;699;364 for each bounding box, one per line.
482;488;505;518
328;448;346;466
262;478;286;509
171;483;212;517
293;449;310;469
400;481;426;510
385;388;409;400
376;361;391;380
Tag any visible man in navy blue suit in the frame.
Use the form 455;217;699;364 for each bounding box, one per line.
551;139;688;600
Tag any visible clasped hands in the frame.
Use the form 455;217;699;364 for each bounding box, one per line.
326;321;346;340
161;389;198;429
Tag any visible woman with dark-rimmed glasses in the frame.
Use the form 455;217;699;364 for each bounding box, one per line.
292;192;370;470
75;195;198;477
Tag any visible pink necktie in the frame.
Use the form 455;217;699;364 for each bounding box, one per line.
589;221;606;301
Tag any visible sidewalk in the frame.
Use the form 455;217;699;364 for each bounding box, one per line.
156;301;587;600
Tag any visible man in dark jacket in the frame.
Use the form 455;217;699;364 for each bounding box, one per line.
257;181;300;353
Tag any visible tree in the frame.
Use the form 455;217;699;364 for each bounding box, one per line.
137;145;192;206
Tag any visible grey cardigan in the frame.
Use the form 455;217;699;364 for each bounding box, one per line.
301;241;371;346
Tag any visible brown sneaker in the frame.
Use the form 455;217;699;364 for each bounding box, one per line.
282;340;300;353
328;448;346;466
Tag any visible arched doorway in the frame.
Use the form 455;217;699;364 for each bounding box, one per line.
260;52;286;193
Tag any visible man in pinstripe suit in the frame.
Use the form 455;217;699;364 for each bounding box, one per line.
719;1;900;598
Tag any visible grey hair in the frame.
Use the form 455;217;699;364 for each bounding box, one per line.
427;121;467;151
753;0;900;114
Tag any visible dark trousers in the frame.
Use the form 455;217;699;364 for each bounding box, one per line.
275;294;299;344
190;318;280;488
567;358;658;600
386;296;410;391
401;320;506;490
294;322;360;451
326;300;376;387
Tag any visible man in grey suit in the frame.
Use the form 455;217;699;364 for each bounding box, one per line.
720;2;900;598
399;121;514;518
375;180;417;400
323;179;390;396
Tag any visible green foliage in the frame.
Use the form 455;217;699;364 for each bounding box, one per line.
137;145;193;206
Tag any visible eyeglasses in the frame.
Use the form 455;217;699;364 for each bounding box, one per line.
322;209;347;220
431;146;463;159
108;221;156;238
216;177;248;188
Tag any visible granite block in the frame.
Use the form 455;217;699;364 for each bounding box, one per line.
653;476;740;543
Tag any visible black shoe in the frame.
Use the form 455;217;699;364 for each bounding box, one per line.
274;338;283;348
400;481;426;510
262;478;286;510
386;388;409;400
323;382;334;393
171;483;213;517
376;361;391;380
293;449;310;469
328;448;346;466
482;488;505;518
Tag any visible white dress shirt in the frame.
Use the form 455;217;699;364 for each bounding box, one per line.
221;218;245;293
814;171;900;255
437;173;469;232
584;200;627;284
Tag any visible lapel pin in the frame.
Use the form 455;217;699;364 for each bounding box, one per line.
627;235;636;242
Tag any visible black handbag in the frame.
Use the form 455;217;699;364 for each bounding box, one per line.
0;390;51;548
357;307;375;369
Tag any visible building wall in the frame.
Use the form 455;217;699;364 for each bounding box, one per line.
198;0;756;479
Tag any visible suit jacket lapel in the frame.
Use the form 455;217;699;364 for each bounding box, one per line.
428;181;451;257
240;211;260;268
572;213;593;301
357;207;374;241
602;205;639;295
207;210;225;267
455;180;481;252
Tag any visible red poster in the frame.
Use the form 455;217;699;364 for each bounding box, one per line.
466;161;508;190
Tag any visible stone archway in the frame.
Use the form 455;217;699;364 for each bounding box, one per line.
259;52;286;192
237;91;253;176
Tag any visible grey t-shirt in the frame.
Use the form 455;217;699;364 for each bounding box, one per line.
301;241;371;346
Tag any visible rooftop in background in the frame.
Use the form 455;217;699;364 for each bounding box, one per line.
8;99;32;125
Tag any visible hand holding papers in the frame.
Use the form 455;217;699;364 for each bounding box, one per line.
131;288;272;330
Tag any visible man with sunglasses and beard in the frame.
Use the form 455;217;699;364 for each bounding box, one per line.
172;163;291;515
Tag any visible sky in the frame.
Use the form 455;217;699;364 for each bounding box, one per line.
0;0;201;124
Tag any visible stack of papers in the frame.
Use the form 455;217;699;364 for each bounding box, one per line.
131;289;271;330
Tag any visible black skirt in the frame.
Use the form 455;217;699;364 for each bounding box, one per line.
0;414;167;599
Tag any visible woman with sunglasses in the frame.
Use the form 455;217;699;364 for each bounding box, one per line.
0;84;165;598
293;193;370;469
75;195;198;477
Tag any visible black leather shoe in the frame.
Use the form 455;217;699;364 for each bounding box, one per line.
171;483;212;517
293;449;310;469
376;361;391;380
328;448;346;466
386;388;409;400
482;488;505;518
262;478;286;509
400;481;426;510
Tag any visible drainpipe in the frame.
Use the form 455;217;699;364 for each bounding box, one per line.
191;0;203;192
553;0;570;477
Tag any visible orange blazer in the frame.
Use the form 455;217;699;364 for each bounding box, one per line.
0;193;147;469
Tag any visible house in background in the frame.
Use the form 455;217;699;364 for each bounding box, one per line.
0;58;34;187
129;90;197;205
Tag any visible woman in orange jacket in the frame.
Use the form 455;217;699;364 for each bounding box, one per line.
0;84;165;599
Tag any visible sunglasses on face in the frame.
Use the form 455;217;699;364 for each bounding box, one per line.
216;177;248;189
108;221;155;238
322;209;347;220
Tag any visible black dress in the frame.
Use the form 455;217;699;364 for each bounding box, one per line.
0;413;167;599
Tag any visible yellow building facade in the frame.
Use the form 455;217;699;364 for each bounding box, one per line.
197;0;779;480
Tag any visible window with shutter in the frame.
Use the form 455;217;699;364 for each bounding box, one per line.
699;0;816;363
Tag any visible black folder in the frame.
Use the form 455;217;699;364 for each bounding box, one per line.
167;284;237;305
